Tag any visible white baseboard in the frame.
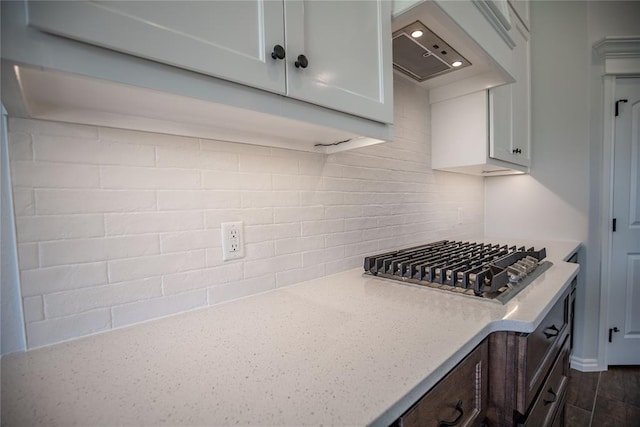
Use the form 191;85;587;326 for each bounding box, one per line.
570;355;604;372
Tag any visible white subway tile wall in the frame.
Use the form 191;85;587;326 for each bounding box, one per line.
8;78;484;348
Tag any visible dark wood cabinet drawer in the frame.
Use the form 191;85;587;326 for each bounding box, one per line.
398;340;488;427
518;337;569;426
516;288;569;413
487;281;575;425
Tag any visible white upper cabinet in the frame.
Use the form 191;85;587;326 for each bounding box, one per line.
27;1;287;94
284;1;392;124
26;0;392;124
430;0;531;175
489;5;530;167
431;90;528;176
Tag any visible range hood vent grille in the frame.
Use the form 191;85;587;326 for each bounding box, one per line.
392;21;471;82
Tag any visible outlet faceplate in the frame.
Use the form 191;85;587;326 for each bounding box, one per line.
221;221;244;261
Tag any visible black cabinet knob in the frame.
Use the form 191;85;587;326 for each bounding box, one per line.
271;45;285;60
295;54;308;69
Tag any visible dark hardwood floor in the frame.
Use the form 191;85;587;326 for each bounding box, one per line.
566;366;640;427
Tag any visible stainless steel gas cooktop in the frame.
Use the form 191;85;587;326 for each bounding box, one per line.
363;240;552;304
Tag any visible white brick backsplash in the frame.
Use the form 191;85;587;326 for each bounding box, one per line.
343;192;383;205
156;147;238;170
34;134;155;166
363;205;393;217
325;231;362;248
16;214;104;243
243;254;301;279
301;219;344;236
321;177;369;192
204;208;273;227
7;132;33;161
12;189;35;216
100;166;200;189
245;223;300;244
274;206;324;223
44;277;162;318
208;275;276;305
344;217;378;231
161;230;220;253
239;154;298;174
162;263;243;294
272;174;321;190
100;127;199;150
275;238;302;256
8;78;485;348
111;290;207;328
325;206;364;219
21;263;108;297
276;264;325;288
325;255;362;275
202;171;271;190
241;191;299;208
300;236;325;251
298;158;327;176
17;243;39;270
345;241;379;257
12;161;100;188
244;241;276;261
108;250;205;283
105;211;203;235
40;235;159;267
36;189;156;214
22;296;44;322
363;225;401;241
300;191;344;206
158;190;241;210
205;247;225;266
302;247;344;268
27;309;111;348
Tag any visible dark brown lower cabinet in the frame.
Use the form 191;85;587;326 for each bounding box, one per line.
393;279;576;427
395;340;489;427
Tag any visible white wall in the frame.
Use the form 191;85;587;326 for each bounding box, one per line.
485;0;640;369
6;77;484;348
1;105;27;355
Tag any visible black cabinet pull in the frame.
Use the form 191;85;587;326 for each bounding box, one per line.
543;387;557;405
438;400;464;427
543;324;560;339
271;44;285;60
512;148;522;154
295;54;308;69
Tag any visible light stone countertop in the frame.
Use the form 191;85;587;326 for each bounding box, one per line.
1;239;580;426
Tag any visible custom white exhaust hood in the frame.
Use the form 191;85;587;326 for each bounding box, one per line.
392;0;513;103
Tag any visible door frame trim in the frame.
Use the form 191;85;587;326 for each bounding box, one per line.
596;36;640;368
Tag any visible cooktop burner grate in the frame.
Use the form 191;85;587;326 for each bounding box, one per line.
363;240;552;304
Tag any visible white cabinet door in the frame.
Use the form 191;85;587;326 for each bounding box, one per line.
27;1;286;94
283;0;393;123
488;15;530;167
511;20;531;164
489;83;514;161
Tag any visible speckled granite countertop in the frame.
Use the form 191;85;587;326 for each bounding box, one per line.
1;239;580;426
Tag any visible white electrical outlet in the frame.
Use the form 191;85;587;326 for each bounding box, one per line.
221;221;244;261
